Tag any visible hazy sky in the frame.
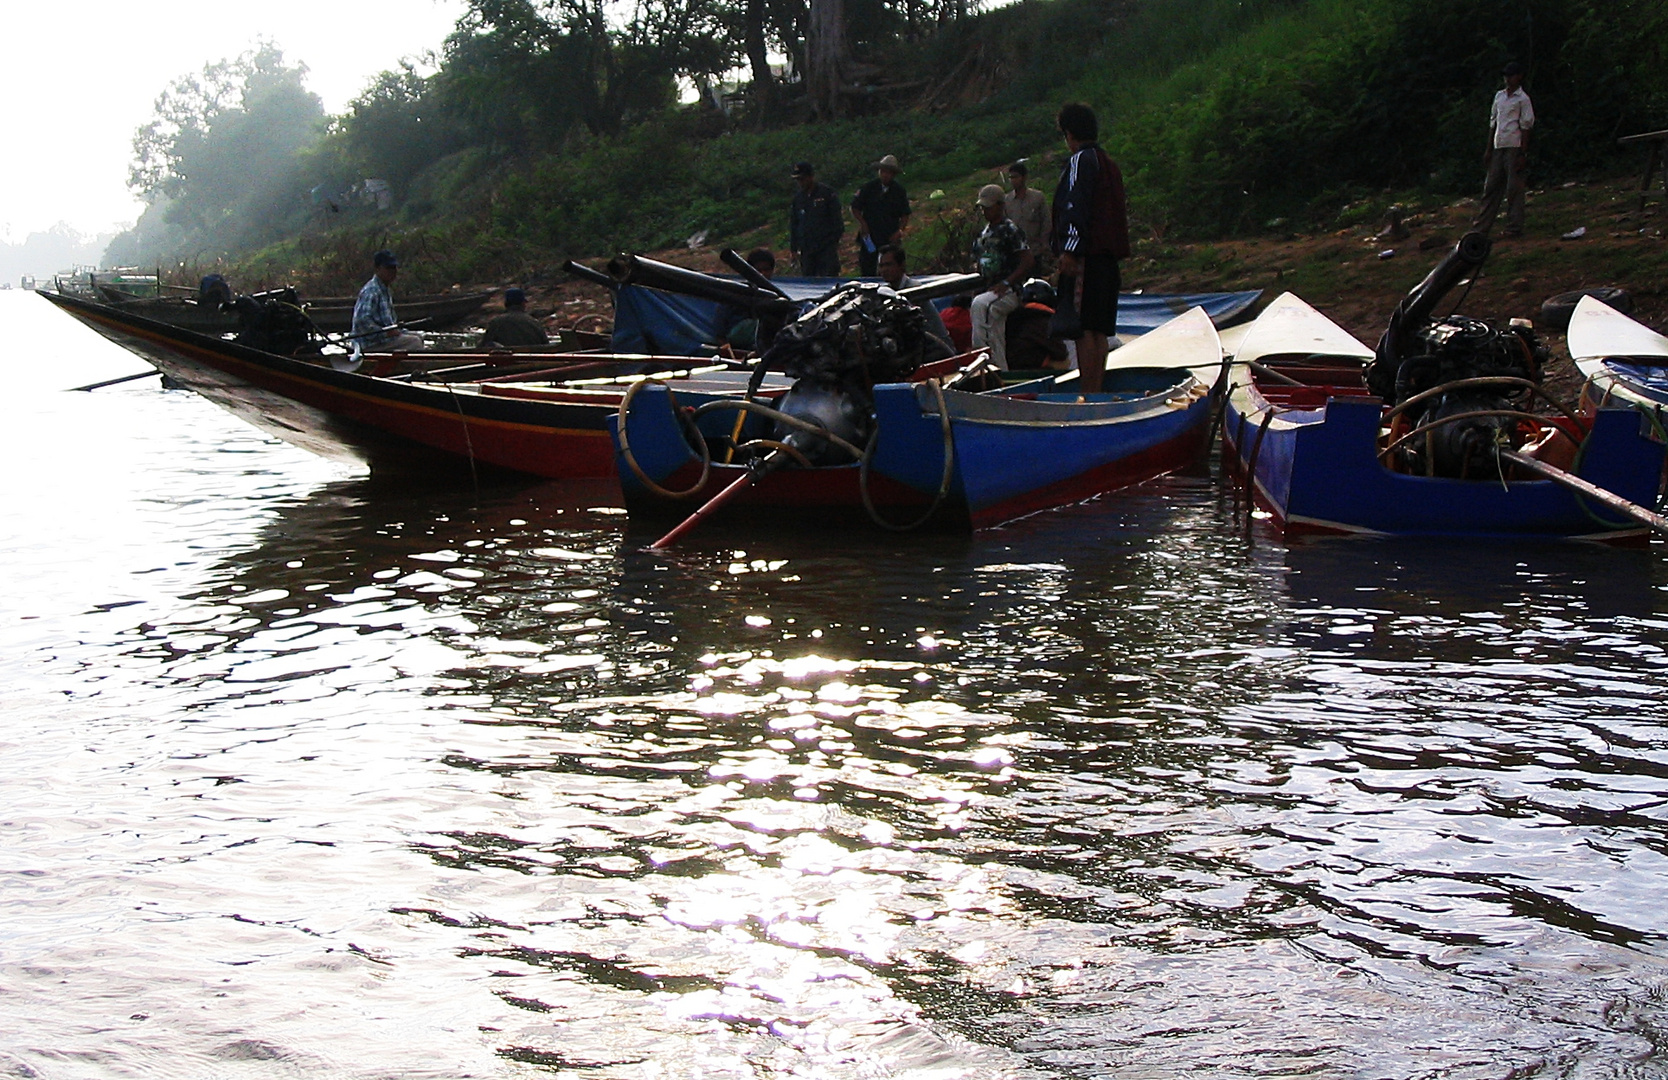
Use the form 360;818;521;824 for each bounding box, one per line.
0;1;469;240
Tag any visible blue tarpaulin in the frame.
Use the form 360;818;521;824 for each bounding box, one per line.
609;276;1263;355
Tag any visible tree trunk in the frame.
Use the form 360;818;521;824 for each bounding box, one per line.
806;0;846;120
745;0;776;122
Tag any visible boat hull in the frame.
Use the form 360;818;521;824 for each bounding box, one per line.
613;371;1214;533
1222;383;1667;540
41;291;680;480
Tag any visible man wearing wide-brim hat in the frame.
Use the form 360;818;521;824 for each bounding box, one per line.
850;154;912;278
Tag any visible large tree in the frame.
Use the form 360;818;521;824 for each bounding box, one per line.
126;43;325;256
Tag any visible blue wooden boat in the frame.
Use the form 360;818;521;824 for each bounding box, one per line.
612;308;1221;533
1570;295;1668;420
1221;293;1668;540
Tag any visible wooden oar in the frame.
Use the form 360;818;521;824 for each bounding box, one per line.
69;369;161;392
1498;449;1668;536
649;451;785;550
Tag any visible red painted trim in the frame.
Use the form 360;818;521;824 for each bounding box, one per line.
967;423;1209;528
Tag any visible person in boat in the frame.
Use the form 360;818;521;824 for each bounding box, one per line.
970;184;1035;371
713;249;786;351
850;154;911;277
875;243;952;349
1005;279;1072;370
1052;101;1130;394
789;162;844;278
199;274;232;307
479;287;549;348
1473;61;1535;238
1003;161;1050;256
351;250;423;352
940;294;974;353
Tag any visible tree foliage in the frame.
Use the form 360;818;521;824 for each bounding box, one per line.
120;43;324;261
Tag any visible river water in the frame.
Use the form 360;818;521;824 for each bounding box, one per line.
5;290;1668;1079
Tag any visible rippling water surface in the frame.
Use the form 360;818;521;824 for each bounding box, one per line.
6;291;1668;1078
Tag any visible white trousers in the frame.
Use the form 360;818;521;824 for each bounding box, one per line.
970;288;1022;370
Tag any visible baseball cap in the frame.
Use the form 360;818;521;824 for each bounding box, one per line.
791;162;815;177
977;184;1004;207
373;250;398;268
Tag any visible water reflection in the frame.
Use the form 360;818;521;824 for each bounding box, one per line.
6;313;1668;1076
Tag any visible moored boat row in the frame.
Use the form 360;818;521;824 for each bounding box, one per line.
37;249;1668;544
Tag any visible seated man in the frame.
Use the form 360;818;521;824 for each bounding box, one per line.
351;250;423;353
480;288;550;348
875;244;951;350
713;248;784;351
969;185;1034;370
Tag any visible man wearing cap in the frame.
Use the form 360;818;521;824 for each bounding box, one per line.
790;163;844;278
1004;161;1049;251
850;154;911;277
1473;62;1535;238
970;184;1035;371
351;250;424;352
480;287;549;348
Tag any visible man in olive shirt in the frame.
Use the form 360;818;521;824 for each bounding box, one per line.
1004;160;1049;250
790;162;844;277
479;288;549;348
850;154;911;277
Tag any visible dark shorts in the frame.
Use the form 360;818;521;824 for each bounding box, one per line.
800;247;840;278
1079;254;1121;334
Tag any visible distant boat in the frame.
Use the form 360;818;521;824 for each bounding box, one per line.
93;287;494;336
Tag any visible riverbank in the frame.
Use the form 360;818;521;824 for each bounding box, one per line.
499;171;1666;407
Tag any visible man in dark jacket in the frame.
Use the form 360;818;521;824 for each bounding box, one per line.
479;288;549;348
1052;102;1130;394
789;162;844;278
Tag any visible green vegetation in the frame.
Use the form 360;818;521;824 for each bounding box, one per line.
107;0;1668;290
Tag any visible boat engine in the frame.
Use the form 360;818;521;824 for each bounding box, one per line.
230;287;317;356
1365;231;1548;477
751;282;944;464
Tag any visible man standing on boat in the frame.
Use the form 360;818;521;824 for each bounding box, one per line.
850;155;911;277
1473;61;1535;238
789;162;844;278
352;250;424;352
1052;102;1130;395
970;184;1035;371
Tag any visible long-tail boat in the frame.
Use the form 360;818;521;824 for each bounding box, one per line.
40;289;789;480
1220;279;1667;540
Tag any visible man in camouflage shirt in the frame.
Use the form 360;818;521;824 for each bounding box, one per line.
970;184;1035;370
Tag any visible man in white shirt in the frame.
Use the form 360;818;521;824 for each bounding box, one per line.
1474;61;1535;237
